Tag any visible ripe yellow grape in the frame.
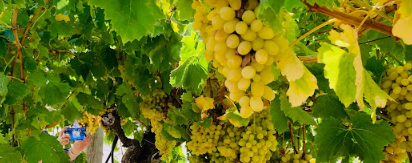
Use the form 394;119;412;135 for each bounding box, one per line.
242;66;256;79
238;78;251;90
241;29;257;41
251;62;264;72
402;79;410;86
238;41;252;55
265;56;275;66
405;63;412;70
206;37;216;51
212;15;226;29
207;10;217;21
193;21;203;30
214;42;228;54
244;0;258;10
389;71;399;80
242;10;256;24
255;49;269;65
203;51;214;62
264;40;280;56
228;67;243;82
229;0;241;10
252;37;264;51
396;66;404;73
405;103;412;110
263;86;275;101
251;20;263;32
220;7;236;21
260;67;275;84
227;54;242;68
224;18;239;33
250;96;264;112
230;91;245;101
215;29;229;42
400;71;408;78
258;26;275;39
225;48;236;59
398;115;407;123
239;96;250;107
240;105;253;118
194;12;204;21
393;87;402;94
253;74;261;82
382;80;392;89
251;81;265;97
235;21;248;35
226;34;240;48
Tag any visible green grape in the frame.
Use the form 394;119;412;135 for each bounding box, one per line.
242;10;256;24
236;21;248;35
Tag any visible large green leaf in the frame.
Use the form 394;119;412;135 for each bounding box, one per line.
311;94;348;120
176;0;195;20
22;133;68;163
0;144;22;163
280;97;316;125
115;83;140;116
270;98;289;134
88;0;164;42
318;43;357;107
4;80;27;105
314;112;395;163
38;75;70;106
0;74;10;96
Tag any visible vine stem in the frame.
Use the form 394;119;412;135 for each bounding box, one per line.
408;152;412;163
356;2;380;33
302;124;306;159
290;19;337;47
10;8;24;81
10;105;15;147
288;121;298;154
302;1;396;38
386;52;404;66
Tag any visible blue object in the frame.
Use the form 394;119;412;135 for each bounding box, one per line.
64;127;86;141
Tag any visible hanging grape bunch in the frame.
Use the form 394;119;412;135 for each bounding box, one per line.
380;63;412;162
191;0;277;118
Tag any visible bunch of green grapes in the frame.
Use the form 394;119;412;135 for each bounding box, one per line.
238;109;278;163
187;154;207;163
155;130;177;161
382;135;408;163
191;0;277;118
380;63;412;160
280;150;316;163
186;123;222;155
77;111;101;135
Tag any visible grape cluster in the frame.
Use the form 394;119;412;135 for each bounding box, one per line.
140;89;177;161
191;0;277;118
77;111;101;135
380;63;412;162
186;109;278;163
280;150;316;163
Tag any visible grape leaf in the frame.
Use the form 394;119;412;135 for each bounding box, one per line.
257;1;284;32
270;97;289;134
273;42;304;81
26;70;46;86
0;144;22;163
365;56;386;83
115;83;140;116
170;56;208;95
89;0;164;43
280;97;316;125
314;112;395;163
286;67;318;107
311;94;348;120
318;42;357;107
404;44;412;61
38;75;70;106
60;102;82;123
22;133;66;163
4;80;27;105
260;0;286;14
176;0;195;20
0;74;10;96
218;108;250;127
0;39;6;58
305;0;337;9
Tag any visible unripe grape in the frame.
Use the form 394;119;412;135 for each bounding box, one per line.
406;93;412;101
393;87;402;94
255;49;269;65
398;115;407;123
244;0;258;10
241;29;257;41
242;66;257;79
402;79;410;86
251;81;265;97
238;41;252;55
226;34;240;48
264;40;280;55
227;54;242;68
258;27;275;39
229;0;241;10
252;37;264;51
242;10;256;24
224;18;239;33
236;21;248;35
401;87;408;95
405;103;412;109
401;71;409;78
263;86;275;101
405;63;412;70
251;20;263;32
228;67;243;82
397;66;404;73
253;74;261;82
238;78;251;90
251;62;265;72
381;80;392;88
240;105;253;118
220;7;236;21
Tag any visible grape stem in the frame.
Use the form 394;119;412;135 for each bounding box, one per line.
288;121;298;154
408;152;412;163
10;105;15;147
356;2;380;33
386;52;404;66
290;19;338;47
302;124;306;159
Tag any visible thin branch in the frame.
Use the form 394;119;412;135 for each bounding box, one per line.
11;8;24;81
302;1;396;38
386;52;404;66
302;124;306;159
298;55;317;63
408;152;412;163
288;121;298;154
359;36;391;44
10;105;15;147
290;19;338;47
21;7;45;44
356;2;380;32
